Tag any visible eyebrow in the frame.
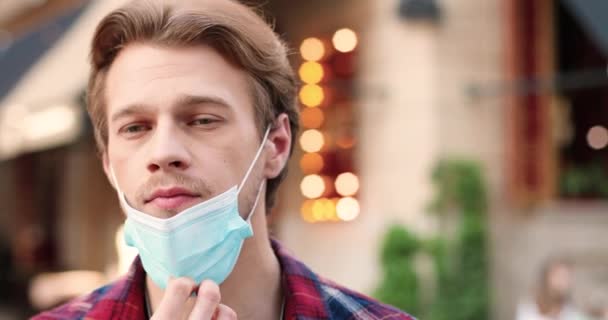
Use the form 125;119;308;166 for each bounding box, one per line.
110;94;233;123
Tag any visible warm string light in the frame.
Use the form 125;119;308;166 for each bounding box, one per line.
336;197;360;221
298;29;359;223
299;62;324;84
299;84;325;108
300;129;325;153
332;28;358;53
335;172;359;196
300;197;361;223
300;174;325;199
300;108;325;129
300;37;325;62
300;152;324;174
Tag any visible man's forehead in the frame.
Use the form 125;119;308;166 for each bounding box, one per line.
104;43;251;118
107;44;232;80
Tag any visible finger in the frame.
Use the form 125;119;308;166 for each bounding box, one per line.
153;277;197;319
188;280;221;320
214;304;237;320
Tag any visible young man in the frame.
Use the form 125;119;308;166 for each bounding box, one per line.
33;0;415;319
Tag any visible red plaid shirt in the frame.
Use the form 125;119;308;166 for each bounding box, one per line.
32;240;415;319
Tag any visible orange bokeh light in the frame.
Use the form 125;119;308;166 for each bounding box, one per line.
300;108;325;129
300;37;325;61
299;84;324;108
299;61;324;84
336;135;356;149
300;153;324;174
312;198;337;222
300;199;316;223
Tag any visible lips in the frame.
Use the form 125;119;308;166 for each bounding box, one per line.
145;187;200;211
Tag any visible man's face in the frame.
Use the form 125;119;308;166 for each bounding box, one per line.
102;43;274;219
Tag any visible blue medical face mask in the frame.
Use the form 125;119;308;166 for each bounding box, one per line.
110;128;270;289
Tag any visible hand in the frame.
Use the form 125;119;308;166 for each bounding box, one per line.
151;278;237;320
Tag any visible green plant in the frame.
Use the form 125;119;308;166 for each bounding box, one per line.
427;160;490;320
560;162;608;198
373;159;490;320
373;225;421;315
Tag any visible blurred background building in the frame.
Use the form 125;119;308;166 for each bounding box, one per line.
0;0;607;319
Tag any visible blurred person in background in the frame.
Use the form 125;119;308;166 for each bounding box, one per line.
516;258;585;320
581;289;608;320
31;0;414;319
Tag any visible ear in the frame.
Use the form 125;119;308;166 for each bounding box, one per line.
264;113;292;179
101;151;116;190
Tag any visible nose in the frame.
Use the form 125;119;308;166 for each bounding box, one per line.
146;122;191;173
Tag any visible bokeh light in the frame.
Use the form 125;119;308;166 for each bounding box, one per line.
300;152;324;174
332;28;358;53
300;108;325;129
586;125;608;150
299;84;325;107
335;172;359;196
299;61;325;84
312;198;337;222
300;174;325;199
336;197;360;221
300;199;316;223
330;198;341;222
300;129;325;153
300;37;325;61
336;135;356;149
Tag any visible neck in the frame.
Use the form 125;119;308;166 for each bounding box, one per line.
536;293;568;316
146;207;283;320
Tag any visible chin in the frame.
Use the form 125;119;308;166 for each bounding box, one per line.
157;211;181;219
143;206;182;219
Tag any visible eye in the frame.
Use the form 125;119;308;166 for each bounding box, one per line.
119;123;151;137
126;125;147;132
189;117;220;126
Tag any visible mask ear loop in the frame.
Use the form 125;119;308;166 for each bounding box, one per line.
238;126;271;222
245;180;265;223
109;166;134;214
237;126;271;194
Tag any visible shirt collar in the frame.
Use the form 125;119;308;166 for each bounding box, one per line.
85;256;147;320
271;239;330;319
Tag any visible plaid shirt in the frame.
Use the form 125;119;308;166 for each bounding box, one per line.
32;240;415;319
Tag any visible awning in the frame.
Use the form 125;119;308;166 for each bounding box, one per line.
0;5;87;101
561;0;608;57
0;0;127;160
